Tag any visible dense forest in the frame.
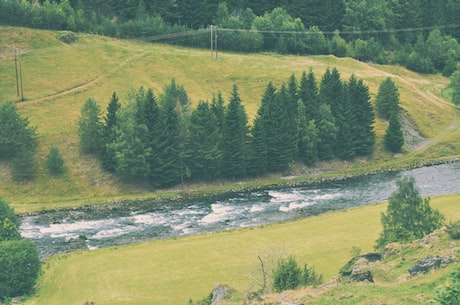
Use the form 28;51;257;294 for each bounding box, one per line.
0;0;459;75
76;69;381;187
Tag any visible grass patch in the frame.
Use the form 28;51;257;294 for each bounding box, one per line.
23;194;460;305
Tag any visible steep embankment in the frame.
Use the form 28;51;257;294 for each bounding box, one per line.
0;26;458;210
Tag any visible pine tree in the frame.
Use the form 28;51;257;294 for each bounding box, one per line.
156;88;182;186
46;145;65;175
211;91;225;131
335;82;355;160
316;103;337;160
349;77;376;156
78;97;102;154
319;68;343;119
0;102;37;160
375;77;400;120
384;113;404;153
222;85;249;178
101;92;121;171
296;100;318;165
188;101;222;180
298;69;319;121
142;89;162;181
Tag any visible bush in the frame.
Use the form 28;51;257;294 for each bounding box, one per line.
272;256;322;292
446;220;460;239
0;198;21;242
435;267;460;305
0;240;40;299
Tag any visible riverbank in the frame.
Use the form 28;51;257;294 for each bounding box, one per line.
14;155;460;216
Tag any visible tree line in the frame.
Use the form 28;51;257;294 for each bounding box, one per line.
78;69;381;187
0;0;458;76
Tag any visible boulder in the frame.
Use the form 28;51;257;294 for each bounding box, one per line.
408;255;456;276
350;270;374;283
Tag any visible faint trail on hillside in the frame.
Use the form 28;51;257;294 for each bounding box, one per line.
26;50;148;103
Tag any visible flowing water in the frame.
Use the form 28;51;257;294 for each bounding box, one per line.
20;162;460;259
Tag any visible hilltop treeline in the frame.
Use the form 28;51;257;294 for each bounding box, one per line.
0;0;458;75
79;69;376;187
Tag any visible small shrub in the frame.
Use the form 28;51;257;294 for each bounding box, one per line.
58;31;77;44
446;220;460;239
272;256;322;292
435;267;460;305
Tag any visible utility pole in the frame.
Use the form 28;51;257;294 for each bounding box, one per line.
14;48;19;97
14;48;24;101
210;25;218;60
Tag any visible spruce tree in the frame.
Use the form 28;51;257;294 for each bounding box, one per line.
298;69;319;121
335;82;356;160
349;77;376;156
375;77;400;119
101;92;121;171
296;100;318;165
156;88;182;186
46;145;65;175
316;103;337;160
384;113;404;153
222;85;249;178
78;97;102;154
188;101;222;180
0;102;37;160
319;68;343;118
142;89;162;181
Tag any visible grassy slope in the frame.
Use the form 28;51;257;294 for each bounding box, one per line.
24;194;460;305
0;26;459;212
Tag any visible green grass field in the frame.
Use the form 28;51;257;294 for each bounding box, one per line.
23;194;460;305
0;26;459;211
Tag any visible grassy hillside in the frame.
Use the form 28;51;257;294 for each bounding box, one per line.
0;26;459;211
23;194;460;305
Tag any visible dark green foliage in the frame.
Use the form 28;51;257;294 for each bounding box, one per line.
0;198;21;242
375;176;445;250
222;85;249;178
0;102;37;160
0;239;40;299
347;76;375;156
316;103;337;161
272;256;322;292
375;78;400;120
446;220;460;239
435;267;460;305
78;97;102;154
101;92;121;171
296;101;318;165
46;145;65;175
334;83;356;160
298;69;319;122
187;101;222;180
156;83;184;186
384;114;404;153
451;70;460;105
11;145;37;182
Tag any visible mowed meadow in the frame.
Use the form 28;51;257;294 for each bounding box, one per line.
0;26;459;210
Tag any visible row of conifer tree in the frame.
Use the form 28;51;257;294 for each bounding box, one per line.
79;68;403;187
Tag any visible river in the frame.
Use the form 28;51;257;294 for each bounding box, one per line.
20;162;460;259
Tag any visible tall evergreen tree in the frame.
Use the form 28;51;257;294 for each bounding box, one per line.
384;113;404;153
156;88;182;186
110;102;151;180
101;92;121;171
298;69;319;121
187;101;222;180
375;77;400;119
78;97;102;154
141;89;162;181
319;68;343;119
335;82;356;160
266;84;297;170
316;103;337;160
222;85;249;178
0;102;37;160
296;100;318;165
347;75;376;156
211;91;225;131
